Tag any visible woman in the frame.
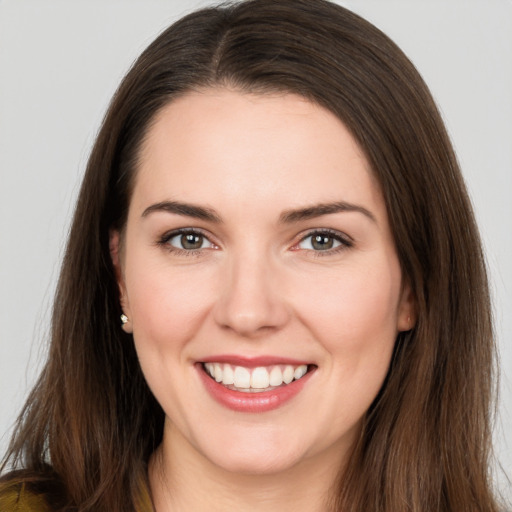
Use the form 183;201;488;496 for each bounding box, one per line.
0;0;504;510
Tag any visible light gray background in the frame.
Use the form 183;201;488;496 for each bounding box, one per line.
1;0;510;501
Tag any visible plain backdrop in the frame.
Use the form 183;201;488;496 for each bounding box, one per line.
1;0;510;501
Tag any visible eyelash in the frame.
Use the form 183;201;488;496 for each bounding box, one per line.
157;228;215;257
157;228;353;256
293;229;353;257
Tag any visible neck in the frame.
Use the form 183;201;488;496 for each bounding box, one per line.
148;422;348;512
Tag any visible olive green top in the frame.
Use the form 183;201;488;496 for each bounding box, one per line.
0;480;154;511
0;482;51;512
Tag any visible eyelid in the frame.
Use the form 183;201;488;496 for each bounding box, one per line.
291;228;353;252
157;227;219;253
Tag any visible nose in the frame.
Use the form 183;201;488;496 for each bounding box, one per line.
213;252;290;338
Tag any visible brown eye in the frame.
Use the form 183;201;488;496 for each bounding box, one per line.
166;231;213;251
180;233;204;250
297;231;347;252
311;234;335;250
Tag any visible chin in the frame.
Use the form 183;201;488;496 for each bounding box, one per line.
210;449;302;476
197;431;307;476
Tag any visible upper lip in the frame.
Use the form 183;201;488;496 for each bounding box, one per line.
199;355;314;368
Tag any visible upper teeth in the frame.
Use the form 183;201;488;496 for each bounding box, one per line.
204;363;308;391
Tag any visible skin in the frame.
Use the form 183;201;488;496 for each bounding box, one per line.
111;89;415;511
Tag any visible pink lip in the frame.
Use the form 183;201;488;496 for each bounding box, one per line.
200;354;312;368
196;362;315;413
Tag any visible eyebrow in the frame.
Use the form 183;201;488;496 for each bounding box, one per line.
141;200;222;222
279;201;377;224
141;199;376;224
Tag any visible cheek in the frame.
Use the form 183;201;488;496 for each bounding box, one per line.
125;257;217;351
293;255;401;357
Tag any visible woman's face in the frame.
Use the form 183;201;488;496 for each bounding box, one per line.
113;89;414;475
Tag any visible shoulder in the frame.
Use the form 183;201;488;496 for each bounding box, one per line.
0;481;52;512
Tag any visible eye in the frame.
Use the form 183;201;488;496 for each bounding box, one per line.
159;229;216;252
296;230;351;252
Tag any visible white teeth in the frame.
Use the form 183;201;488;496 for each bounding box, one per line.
214;363;223;382
222;364;234;385
283;365;294;384
233;366;251;388
203;362;310;391
205;362;214;378
251;367;270;389
294;365;307;380
269;366;283;386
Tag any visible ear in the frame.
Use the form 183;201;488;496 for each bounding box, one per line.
109;230;133;333
396;280;417;332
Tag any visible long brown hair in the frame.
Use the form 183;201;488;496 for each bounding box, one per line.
1;0;501;510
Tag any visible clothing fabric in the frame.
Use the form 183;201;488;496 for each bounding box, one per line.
0;482;52;512
0;480;154;511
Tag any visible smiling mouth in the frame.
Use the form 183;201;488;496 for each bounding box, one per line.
202;362;315;393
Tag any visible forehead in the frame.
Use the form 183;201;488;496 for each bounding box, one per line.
132;88;385;220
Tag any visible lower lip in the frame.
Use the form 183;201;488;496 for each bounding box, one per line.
197;364;314;413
